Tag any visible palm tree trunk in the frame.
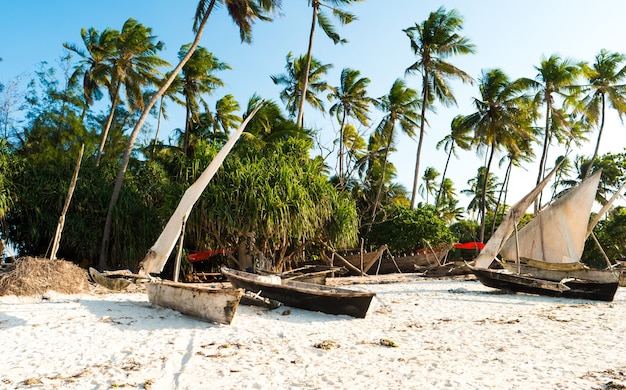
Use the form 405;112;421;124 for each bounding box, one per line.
371;128;394;223
99;0;216;270
535;99;552;213
151;96;164;159
338;110;347;187
435;146;453;207
96;83;121;166
296;2;318;127
584;94;606;178
410;70;429;209
491;158;512;235
479;144;495;242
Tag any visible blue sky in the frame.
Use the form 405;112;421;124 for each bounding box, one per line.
2;1;626;208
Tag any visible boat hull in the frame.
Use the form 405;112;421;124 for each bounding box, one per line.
471;268;619;302
501;258;619;284
146;281;243;325
221;267;375;318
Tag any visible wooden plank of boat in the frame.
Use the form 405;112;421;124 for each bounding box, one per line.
221;267;375;318
145;280;243;325
89;267;131;291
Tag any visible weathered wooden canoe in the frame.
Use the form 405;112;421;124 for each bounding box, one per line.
471;267;619;302
221;267;375;318
146;280;243;325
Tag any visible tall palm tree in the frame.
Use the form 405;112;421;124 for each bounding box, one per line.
271;52;332;119
64;27;117;119
435;115;472;206
327;68;372;187
179;44;230;154
404;6;475;209
94;18;170;166
297;0;362;127
419;166;439;204
524;54;582;211
370;79;421;220
579;49;626;178
100;0;282;269
460;68;533;242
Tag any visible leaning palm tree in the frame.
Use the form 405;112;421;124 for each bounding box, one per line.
579;49;626;178
99;0;282;269
523;54;582;212
404;6;476;209
271;52;332;120
435;115;472;206
297;0;363;127
327;68;373;187
460;68;533;242
370;79;421;220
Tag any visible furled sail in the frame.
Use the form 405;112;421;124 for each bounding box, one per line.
474;162;562;269
140;103;263;274
500;171;601;264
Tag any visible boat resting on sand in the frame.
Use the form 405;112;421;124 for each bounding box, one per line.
146;280;243;325
472;267;618;301
470;168;619;302
221;267;375;318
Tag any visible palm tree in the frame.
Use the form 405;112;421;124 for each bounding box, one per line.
99;0;282;269
460;68;533;242
327;68;373;187
370;79;421;220
436;177;463;222
94;18;170;166
213;94;241;134
462;167;499;222
64;27;117;119
419;166;439;204
524;54;582;211
403;6;476;209
297;0;362;127
179;44;230;154
435;115;472;206
271;52;332;119
579;49;626;178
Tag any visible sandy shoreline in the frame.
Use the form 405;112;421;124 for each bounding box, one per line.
1;276;625;389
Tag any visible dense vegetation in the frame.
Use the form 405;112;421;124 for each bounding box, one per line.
1;1;626;273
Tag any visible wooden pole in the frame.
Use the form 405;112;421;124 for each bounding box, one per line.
50;144;84;261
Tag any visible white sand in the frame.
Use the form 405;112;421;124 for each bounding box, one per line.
1;276;625;389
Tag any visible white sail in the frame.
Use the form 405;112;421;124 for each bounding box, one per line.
474;163;561;269
500;171;601;264
140;104;263;274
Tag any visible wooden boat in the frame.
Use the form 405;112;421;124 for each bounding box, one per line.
472;268;618;301
134;105;263;323
221;267;375;318
341;244;452;275
258;265;346;285
146;280;243;324
470;168;619;301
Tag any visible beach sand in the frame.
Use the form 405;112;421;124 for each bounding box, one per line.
1;275;625;389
